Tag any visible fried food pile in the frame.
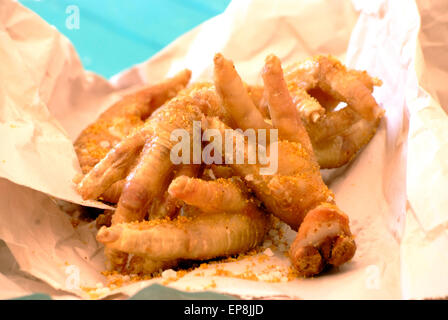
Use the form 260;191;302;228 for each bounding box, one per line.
74;53;384;278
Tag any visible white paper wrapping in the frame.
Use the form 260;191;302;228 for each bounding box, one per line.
0;0;447;299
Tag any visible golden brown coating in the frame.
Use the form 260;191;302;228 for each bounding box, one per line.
74;53;380;279
211;54;332;229
96;197;269;261
74;70;192;207
283;56;381;122
181;81;268;127
179;82;235;127
125;256;179;275
78;97;204;224
168;176;248;213
261;54;313;153
252;55;384;169
284;55;384;168
76;126;152;201
147;164;202;220
96;177;269;274
211;53;356;277
75;69;191;174
206;117;332;231
214;53;271;131
77;96;204;272
289;203;356;277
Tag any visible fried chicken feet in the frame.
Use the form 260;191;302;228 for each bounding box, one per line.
97;177;268;261
74;70;192;202
77;92;269;275
257;55;384;168
96;177;269;274
74;54;377;279
212;53;356;276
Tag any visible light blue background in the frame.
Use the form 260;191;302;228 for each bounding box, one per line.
20;0;230;78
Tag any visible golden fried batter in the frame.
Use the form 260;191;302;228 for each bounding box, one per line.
253;55;384;169
96;177;269;274
211;54;356;277
75;69;191;174
74;53;380;279
284;55;384;168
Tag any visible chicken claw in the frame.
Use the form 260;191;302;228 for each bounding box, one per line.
96;207;268;261
78;87;269;274
96;177;269;264
212;53;356;277
147;164;202;220
289;203;356;277
75;54;374;279
79;98;204;224
214;53;271;131
284;55;384;168
75;69;191;174
74;70;192;204
168;176;249;213
78;95;204;272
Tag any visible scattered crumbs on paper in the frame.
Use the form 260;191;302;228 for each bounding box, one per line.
82;216;300;298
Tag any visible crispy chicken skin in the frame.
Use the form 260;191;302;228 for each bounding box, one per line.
211;53;356;276
73;54;382;277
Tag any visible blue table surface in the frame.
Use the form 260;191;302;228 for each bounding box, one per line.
19;0;231;79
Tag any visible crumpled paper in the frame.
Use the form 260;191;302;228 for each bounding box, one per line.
0;0;446;299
